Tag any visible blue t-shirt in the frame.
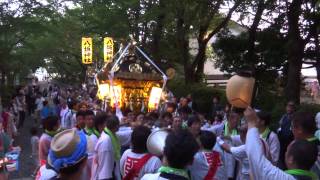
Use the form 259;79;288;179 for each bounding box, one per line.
41;106;53;119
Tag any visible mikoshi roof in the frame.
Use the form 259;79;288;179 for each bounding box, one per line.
97;43;167;82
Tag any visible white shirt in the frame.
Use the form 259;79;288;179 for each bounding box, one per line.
31;135;39;156
120;149;162;179
141;172;167;180
87;133;99;158
230;145;250;180
91;131;121;180
71;113;77;128
60;107;69;129
189;150;224;180
213;144;228;180
37;165;57;180
83;133;99;180
35;97;45;111
246;128;295;180
201;123;224;137
222;139;236;178
116;128;133;147
260;131;280;165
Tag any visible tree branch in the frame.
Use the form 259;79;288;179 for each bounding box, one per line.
204;0;242;43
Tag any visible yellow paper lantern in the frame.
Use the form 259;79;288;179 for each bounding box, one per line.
148;87;162;110
110;85;122;107
97;83;110;99
226;75;255;108
81;37;93;64
104;37;114;63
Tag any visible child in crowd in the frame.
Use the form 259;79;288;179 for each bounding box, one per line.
30;127;39;177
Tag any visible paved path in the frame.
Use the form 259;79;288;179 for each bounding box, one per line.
10;115;39;180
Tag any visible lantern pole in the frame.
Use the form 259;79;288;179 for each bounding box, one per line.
110;43;131;73
135;46;168;111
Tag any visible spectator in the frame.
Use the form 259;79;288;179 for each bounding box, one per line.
0;123;11;180
187;94;197;112
40;100;53;121
35;93;45;124
30;127;39;177
278;101;295;169
1;105;17;140
16;93;26;129
59;100;69;129
211;96;223;118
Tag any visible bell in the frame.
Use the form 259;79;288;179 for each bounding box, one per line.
226;74;255;108
147;129;169;156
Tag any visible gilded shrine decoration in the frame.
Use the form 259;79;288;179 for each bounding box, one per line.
96;42;168;112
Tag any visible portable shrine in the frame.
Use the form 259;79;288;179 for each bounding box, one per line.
96;42;168;112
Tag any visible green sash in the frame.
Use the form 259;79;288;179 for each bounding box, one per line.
307;137;318;142
93;128;100;138
104;128;121;160
85;127;100;138
285;169;317;180
158;166;189;179
45;128;62;137
261;127;271;139
224;122;237;136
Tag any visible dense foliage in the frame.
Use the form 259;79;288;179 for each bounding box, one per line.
0;0;319;104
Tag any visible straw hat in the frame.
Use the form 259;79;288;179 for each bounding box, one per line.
50;129;80;158
48;129;87;171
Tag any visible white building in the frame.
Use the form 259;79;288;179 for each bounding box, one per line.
189;21;247;86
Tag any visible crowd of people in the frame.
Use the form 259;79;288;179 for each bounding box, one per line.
0;83;320;180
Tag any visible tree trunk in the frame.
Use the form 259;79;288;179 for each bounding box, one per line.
175;9;193;84
151;0;165;63
313;11;320;87
194;41;207;82
285;0;304;104
246;0;266;65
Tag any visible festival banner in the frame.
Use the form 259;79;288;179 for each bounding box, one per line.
82;37;93;64
104;37;114;63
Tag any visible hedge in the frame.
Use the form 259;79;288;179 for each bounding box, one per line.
167;79;226;114
167;78;320;130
